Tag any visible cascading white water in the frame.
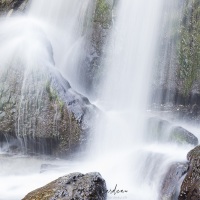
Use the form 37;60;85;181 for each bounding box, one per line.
0;0;93;150
0;0;198;200
92;0;164;152
0;1;94;199
27;0;92;92
88;0;194;199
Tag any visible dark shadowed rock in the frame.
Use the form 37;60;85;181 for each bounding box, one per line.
0;0;28;15
23;172;107;200
179;146;200;200
161;162;189;200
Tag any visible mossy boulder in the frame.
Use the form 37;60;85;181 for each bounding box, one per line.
146;117;198;145
22;172;107;200
169;126;198;146
0;18;95;156
0;63;95;156
179;145;200;200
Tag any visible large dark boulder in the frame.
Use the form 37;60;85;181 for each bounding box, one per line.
22;172;107;200
179;145;200;200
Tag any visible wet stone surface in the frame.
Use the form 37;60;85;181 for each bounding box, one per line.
23;172;107;200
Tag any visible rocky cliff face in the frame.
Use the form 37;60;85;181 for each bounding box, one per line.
152;0;200;110
178;0;200;98
78;0;114;96
150;0;183;106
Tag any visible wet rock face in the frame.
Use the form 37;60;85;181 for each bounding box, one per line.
81;0;113;95
0;63;94;156
0;12;96;156
179;146;200;200
22;172;107;200
150;0;200;111
161;162;189;200
0;0;96;156
0;0;28;15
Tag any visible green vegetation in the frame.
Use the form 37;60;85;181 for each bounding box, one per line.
94;0;112;28
45;80;65;118
178;0;200;95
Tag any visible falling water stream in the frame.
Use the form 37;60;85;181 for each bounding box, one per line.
0;0;198;200
28;0;93;93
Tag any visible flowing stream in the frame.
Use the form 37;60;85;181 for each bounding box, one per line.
0;0;198;200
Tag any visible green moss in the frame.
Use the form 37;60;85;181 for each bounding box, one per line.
45;81;59;102
178;0;200;95
94;0;112;28
170;132;187;144
45;80;65;118
58;100;64;119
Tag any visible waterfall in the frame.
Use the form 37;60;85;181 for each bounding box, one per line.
0;0;94;154
0;0;95;198
27;0;93;93
0;0;198;200
88;0;193;199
